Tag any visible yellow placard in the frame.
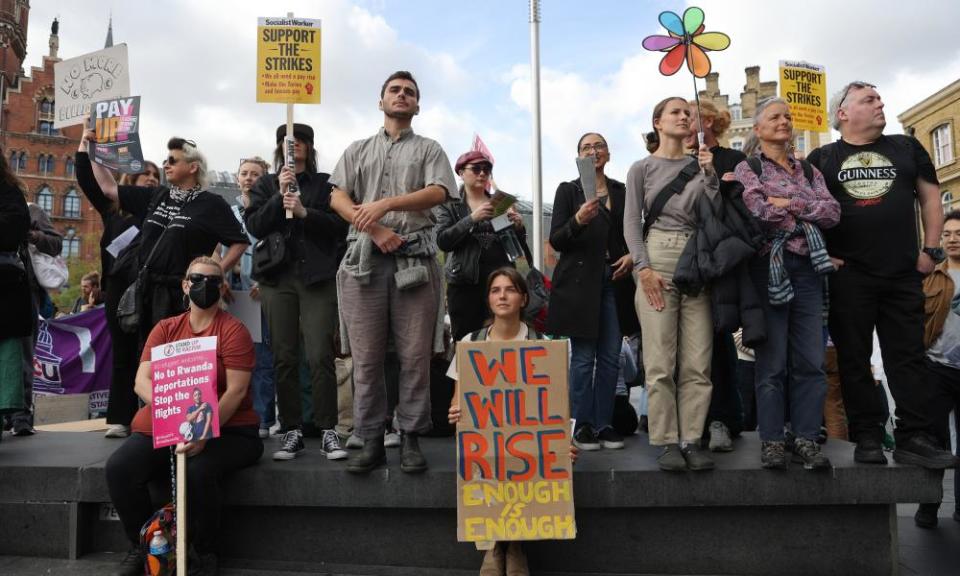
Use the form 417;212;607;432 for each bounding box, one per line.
256;16;321;104
455;339;576;543
779;60;828;133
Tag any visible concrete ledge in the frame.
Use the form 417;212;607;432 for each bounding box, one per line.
0;432;941;508
0;431;939;574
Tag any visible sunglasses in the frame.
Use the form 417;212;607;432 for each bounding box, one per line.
188;273;223;286
465;164;492;175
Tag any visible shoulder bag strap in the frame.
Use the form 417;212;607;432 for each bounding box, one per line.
642;158;699;239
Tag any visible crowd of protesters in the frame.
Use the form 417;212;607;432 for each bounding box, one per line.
1;70;959;575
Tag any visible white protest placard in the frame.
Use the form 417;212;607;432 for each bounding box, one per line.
227;290;262;343
54;44;130;128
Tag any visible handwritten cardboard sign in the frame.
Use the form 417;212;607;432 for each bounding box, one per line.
54;44;130;128
150;336;220;449
456;339;576;543
779;60;828;133
256;16;321;104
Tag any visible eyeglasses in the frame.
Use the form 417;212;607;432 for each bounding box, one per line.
163;156;180;166
188;273;223;286
465;164;492;175
579;143;608;153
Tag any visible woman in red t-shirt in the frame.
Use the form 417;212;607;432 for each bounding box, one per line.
105;256;263;576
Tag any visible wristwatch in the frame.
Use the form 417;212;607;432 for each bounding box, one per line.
922;247;946;264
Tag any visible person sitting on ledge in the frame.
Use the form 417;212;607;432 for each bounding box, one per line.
447;267;578;576
105;256;263;576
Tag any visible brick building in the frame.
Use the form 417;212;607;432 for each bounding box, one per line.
898;79;960;211
1;7;95;264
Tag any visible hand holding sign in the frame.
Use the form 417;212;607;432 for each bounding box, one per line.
150;337;220;449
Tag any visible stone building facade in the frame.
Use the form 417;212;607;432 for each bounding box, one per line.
898;79;960;211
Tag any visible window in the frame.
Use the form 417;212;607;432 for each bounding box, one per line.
39;99;53;115
65;157;75;178
63;228;80;258
37;154;56;175
9;150;17;171
18;152;26;172
38;121;57;136
943;191;954;208
730;105;742;121
795;134;806;155
36;186;54;213
63;189;81;219
730;140;744;151
933;124;954;166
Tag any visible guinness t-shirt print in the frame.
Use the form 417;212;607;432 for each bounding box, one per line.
808;135;939;277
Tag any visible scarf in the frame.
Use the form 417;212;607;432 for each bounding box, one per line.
767;221;833;305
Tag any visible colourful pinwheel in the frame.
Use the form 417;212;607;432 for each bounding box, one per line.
642;7;730;78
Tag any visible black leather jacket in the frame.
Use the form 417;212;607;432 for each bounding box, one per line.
434;189;526;286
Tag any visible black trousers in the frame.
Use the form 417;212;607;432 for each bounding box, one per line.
104;280;140;425
923;360;960;509
447;282;491;342
828;266;934;443
706;332;743;436
105;429;263;553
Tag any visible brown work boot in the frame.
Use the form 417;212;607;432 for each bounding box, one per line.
505;541;529;576
479;542;505;576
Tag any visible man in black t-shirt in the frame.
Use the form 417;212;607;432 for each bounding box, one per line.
808;81;958;469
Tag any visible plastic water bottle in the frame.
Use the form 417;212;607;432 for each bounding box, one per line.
148;531;172;575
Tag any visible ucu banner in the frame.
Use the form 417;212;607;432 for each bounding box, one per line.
33;307;112;410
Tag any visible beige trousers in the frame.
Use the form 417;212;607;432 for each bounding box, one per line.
635;229;713;446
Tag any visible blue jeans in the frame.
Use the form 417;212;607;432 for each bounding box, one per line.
252;310;276;428
750;253;827;442
569;268;621;431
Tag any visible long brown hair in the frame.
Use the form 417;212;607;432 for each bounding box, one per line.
645;96;687;153
118;160;161;186
0;151;25;192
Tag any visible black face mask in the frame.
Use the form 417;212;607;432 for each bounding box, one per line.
188;279;221;309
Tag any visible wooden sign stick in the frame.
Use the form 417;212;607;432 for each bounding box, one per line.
176;447;187;575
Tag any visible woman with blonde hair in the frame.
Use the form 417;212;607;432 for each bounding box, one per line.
75;134;163;438
684;100;751;452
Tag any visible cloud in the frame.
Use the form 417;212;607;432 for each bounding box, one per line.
22;0;960;209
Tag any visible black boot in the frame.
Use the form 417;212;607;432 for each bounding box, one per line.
400;432;428;473
347;436;386;474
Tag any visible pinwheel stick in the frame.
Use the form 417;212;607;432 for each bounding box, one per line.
692;74;705;171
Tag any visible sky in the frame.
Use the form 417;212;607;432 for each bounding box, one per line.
25;0;960;202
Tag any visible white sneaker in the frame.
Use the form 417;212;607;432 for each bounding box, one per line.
384;429;401;448
708;421;733;452
321;429;348;460
104;425;130;439
345;434;364;449
258;426;270;439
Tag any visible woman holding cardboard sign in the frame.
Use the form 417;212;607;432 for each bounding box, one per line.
105;256;262;576
447;267;577;576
